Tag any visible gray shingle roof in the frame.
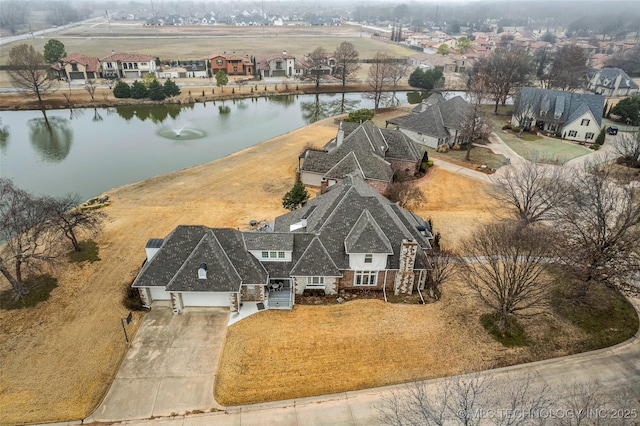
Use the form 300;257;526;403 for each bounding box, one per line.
133;227;267;292
300;120;422;183
392;96;472;138
242;232;294;251
515;87;605;127
290;237;341;276
588;67;639;90
344;210;393;254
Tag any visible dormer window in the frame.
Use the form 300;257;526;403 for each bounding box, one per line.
198;263;207;279
261;251;286;259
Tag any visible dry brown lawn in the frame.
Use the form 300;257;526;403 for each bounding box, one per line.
215;277;588;406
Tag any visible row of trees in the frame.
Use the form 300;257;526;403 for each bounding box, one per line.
113;78;180;101
1;179;105;297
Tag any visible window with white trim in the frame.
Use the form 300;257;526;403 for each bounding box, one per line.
262;251;286;259
568;130;577;137
355;271;377;286
586;132;595;140
307;277;325;286
364;254;373;264
581;119;590;126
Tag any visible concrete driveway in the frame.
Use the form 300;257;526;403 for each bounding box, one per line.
88;305;228;422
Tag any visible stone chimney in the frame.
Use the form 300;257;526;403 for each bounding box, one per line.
394;239;418;295
336;122;344;146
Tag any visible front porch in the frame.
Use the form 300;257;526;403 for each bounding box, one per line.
267;279;293;309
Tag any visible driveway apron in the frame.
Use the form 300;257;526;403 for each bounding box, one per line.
90;305;228;422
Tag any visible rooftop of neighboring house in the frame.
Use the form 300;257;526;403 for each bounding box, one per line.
388;93;473;137
299;120;424;184
101;52;155;62
208;53;252;64
51;53;101;72
515;87;605;127
587;67;639;90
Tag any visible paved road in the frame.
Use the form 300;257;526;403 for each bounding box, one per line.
75;299;638;425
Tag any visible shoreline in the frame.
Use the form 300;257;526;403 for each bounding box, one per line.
0;81;416;111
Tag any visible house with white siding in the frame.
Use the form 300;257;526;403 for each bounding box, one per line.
512;87;605;143
100;52;158;79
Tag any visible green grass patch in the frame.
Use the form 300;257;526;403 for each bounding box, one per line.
67;240;101;263
480;313;529;347
485;114;591;163
0;274;58;310
552;281;639;351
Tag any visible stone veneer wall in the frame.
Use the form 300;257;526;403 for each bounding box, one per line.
241;284;265;302
389;158;421;178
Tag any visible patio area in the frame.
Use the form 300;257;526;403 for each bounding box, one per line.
267;280;293;310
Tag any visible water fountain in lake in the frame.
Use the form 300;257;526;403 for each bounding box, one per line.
157;120;207;140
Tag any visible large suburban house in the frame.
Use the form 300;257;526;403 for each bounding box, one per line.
132;175;433;314
298;120;426;194
586;67;639;97
512;87;605;143
257;52;305;78
101;52;158;79
209;53;254;76
386;93;474;149
50;53;101;81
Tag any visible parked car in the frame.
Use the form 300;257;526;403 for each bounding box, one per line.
607;126;619;135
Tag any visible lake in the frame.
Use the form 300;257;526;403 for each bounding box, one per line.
0;91;427;200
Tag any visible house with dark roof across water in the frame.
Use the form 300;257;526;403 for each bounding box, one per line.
297;120;427;194
132;174;433;314
511;87;605;143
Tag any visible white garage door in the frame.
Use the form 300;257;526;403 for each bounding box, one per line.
149;287;171;301
181;292;230;307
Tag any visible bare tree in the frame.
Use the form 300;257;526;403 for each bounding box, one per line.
8;44;52;109
378;371;552;426
612;130;640;166
389;59;410;87
459;79;491;162
0;179;60;297
384;181;426;210
488;161;566;225
334;41;360;89
307;47;328;89
458;222;553;332
423;249;457;300
553;160;640;298
84;79;97;100
49;194;106;252
471;48;534;114
0;0;30;35
367;52;395;111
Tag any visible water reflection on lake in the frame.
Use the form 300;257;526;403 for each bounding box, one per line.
0;91;420;200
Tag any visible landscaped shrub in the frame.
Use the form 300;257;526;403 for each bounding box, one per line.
595;128;606;145
502;124;512;130
122;281;144;311
344;108;374;123
113;80;131;98
511;126;520;133
590;143;601;150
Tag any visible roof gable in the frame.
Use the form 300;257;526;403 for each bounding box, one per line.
290;237;341;276
344;210;393;254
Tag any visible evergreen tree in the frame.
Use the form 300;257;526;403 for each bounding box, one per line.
43;39;66;64
148;80;166;100
113;80;131;98
282;179;309;211
163;78;181;97
595;127;606;145
130;80;148;99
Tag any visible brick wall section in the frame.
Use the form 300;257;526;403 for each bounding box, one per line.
241;284;265;301
366;179;390;194
389;159;421;178
394;239;418;295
